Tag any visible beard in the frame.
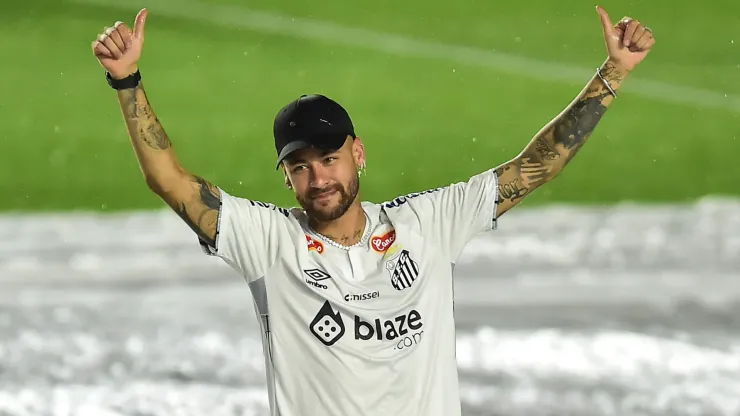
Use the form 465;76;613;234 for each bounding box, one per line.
297;173;360;222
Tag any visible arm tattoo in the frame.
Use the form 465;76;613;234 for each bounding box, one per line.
170;175;221;247
115;83;221;245
495;60;627;214
547;60;626;162
119;83;172;150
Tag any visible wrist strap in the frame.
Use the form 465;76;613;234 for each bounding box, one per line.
596;67;618;98
106;70;141;90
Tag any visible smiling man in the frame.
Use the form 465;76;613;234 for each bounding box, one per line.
92;5;654;416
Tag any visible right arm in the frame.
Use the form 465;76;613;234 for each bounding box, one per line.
117;75;290;282
95;12;290;282
116;79;221;248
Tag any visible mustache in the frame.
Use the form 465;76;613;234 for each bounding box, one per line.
307;184;343;199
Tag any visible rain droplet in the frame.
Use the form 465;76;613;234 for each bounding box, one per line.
101;204;107;210
452;69;456;73
472;137;477;143
53;126;60;133
471;158;475;162
515;37;522;43
239;181;243;185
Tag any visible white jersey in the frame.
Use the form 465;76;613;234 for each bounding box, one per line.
199;168;499;416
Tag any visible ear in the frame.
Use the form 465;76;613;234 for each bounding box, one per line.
351;136;366;168
281;165;293;189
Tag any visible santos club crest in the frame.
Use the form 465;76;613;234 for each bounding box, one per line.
385;249;420;291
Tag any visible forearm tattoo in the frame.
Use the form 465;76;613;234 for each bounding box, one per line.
496;60;627;207
117;84;220;245
119;83;172;150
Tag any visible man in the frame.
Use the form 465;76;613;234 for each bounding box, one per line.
91;6;654;415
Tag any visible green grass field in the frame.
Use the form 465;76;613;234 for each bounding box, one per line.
2;0;739;212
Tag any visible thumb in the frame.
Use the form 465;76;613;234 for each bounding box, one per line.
596;6;617;42
133;8;148;40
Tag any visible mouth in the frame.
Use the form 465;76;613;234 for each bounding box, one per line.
312;189;338;201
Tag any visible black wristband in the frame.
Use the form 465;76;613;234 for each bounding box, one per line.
106;70;141;90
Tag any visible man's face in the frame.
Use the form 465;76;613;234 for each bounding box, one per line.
283;137;364;222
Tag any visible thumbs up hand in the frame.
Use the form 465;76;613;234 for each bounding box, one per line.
92;8;149;79
597;6;655;73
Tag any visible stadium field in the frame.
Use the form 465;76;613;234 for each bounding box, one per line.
2;0;739;212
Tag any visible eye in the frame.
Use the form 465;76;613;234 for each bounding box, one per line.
292;165;307;173
324;156;338;164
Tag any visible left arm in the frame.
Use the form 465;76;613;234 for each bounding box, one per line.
494;7;655;218
494;58;627;217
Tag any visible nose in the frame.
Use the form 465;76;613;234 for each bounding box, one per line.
309;164;331;189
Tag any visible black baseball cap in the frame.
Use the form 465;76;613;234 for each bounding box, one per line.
273;94;356;169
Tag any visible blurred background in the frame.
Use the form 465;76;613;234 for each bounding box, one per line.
2;0;739;414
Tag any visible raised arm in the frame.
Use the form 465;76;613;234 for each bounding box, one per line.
494;7;655;218
116;83;221;247
92;9;221;246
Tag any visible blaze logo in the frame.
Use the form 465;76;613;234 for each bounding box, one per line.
309;301;424;351
309;301;345;346
371;230;396;253
305;235;324;254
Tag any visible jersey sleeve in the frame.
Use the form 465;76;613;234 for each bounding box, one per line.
198;188;291;282
383;168;499;263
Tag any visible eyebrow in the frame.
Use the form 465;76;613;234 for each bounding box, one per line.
287;149;337;165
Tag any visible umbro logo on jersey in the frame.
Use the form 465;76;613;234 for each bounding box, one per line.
309;301;345;346
304;268;331;290
386;249;419;291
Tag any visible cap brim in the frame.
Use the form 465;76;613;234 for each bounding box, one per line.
275;135;349;169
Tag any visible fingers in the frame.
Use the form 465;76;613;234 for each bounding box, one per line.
101;31;123;57
596;6;616;39
623;19;640;47
622;19;655;52
632;31;655;52
91;39;113;59
630;25;647;47
92;21;134;59
116;22;134;46
104;24;126;55
133;8;148;40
